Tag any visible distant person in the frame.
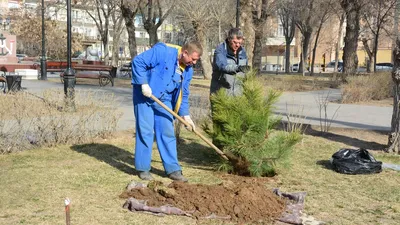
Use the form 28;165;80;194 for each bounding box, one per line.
210;28;250;96
131;41;203;182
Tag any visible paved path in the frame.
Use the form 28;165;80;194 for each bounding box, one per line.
18;79;393;131
276;89;392;131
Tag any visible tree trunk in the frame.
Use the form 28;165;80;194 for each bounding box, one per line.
285;41;291;73
387;39;400;154
299;31;312;73
102;39;110;65
362;38;374;73
240;0;254;66
121;1;139;58
218;20;222;43
335;13;345;73
373;32;379;72
392;0;400;63
341;0;361;79
112;36;120;67
196;29;212;80
126;24;138;59
311;23;323;76
147;26;158;46
252;29;263;72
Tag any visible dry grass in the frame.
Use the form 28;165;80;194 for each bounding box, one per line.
0;128;399;225
47;74;333;96
46;76;213;91
1;74;399;224
0;89;121;153
341;72;393;103
260;75;334;92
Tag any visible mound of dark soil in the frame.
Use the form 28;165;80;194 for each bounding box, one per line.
120;176;285;224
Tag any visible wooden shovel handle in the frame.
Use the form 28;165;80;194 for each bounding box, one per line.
150;95;229;161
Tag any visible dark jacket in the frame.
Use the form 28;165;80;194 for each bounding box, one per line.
210;40;248;96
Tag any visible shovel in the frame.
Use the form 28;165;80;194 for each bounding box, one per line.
150;95;229;161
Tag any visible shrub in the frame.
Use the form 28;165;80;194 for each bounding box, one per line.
341;72;393;103
204;71;302;177
0;89;121;153
262;76;308;92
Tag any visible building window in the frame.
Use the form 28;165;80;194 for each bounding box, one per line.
277;20;284;37
140;32;145;38
164;32;171;43
86;28;92;36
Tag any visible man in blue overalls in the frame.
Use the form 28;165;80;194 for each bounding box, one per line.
131;41;203;182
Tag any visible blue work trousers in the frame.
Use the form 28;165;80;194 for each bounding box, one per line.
133;88;181;175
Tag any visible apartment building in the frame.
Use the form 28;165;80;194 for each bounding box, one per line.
263;11;396;72
1;0;177;62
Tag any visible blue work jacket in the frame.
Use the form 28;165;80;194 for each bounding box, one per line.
131;42;193;116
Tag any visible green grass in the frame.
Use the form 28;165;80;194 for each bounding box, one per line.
1;130;399;225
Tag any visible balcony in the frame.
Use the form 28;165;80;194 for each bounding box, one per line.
266;37;296;46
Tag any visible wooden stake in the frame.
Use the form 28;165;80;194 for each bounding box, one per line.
65;198;71;225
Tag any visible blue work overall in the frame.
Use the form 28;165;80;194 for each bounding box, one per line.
131;43;193;174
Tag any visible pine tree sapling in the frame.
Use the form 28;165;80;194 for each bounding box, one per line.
205;71;302;177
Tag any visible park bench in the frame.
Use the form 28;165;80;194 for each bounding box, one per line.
119;63;132;78
46;61;117;87
59;64;117;87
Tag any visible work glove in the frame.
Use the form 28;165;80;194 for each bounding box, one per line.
183;115;195;131
237;65;251;73
141;84;152;97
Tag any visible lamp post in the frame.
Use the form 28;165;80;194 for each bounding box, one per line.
41;0;47;80
236;0;240;28
64;0;76;111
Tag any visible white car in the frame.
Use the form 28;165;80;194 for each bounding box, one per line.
325;61;343;72
16;54;28;62
375;63;393;71
291;63;299;72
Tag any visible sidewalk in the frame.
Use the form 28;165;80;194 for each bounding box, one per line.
275;89;392;131
18;79;393;131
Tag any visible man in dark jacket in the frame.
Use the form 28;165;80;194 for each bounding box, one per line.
210;28;249;96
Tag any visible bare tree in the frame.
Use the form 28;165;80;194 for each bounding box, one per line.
310;0;333;75
293;0;317;74
340;0;363;78
330;1;346;73
12;12;82;60
387;39;400;154
210;1;236;43
251;0;273;71
176;0;216;79
278;0;296;73
361;0;396;72
240;0;255;65
392;0;400;63
120;0;141;58
111;3;125;67
82;0;117;65
139;0;175;46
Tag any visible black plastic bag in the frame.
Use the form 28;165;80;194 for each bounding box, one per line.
331;148;382;175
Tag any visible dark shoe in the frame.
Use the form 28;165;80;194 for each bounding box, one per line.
168;170;188;182
138;171;154;181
